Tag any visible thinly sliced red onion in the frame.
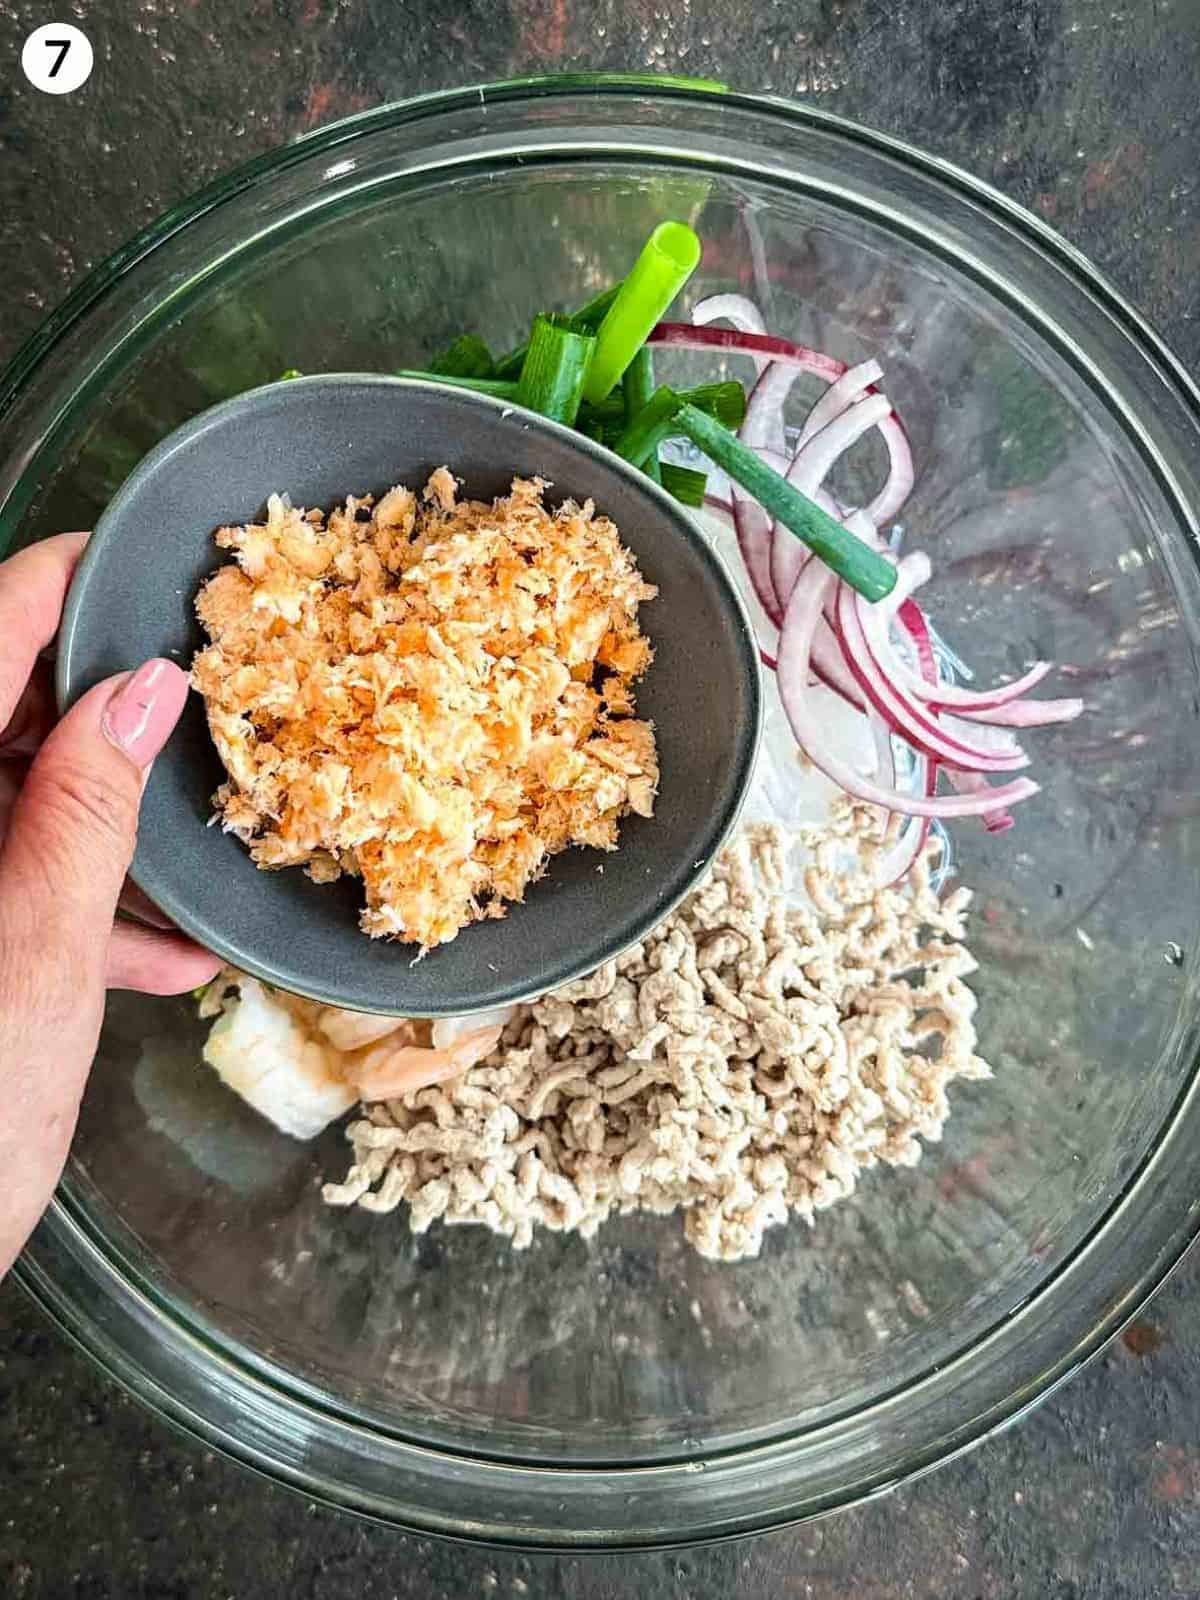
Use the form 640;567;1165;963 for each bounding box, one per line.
777;561;1040;819
649;326;914;527
938;712;1024;758
692;294;769;339
771;396;893;608
952;695;1085;728
703;490;734;518
873;602;938;881
804;507;876;712
658;315;1072;852
893;552;933;604
945;769;1016;832
731;436;790;622
704;495;784;667
897;598;937;679
899;592;1016;833
868;412;915;527
797;360;884;447
810;616;867;709
741;362;799;455
866;578;1078;725
648;323;845;384
875;815;934;883
835;585;1031;773
735;368;796;615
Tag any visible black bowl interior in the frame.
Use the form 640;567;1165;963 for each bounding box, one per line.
57;375;761;1014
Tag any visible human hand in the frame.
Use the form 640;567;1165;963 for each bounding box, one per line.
0;533;221;1277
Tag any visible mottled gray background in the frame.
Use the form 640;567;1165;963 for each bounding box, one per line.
2;0;1199;1595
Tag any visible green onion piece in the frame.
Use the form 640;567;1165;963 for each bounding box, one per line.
568;283;625;334
394;370;520;400
517;314;596;427
623;349;660;483
612;385;684;468
622;348;656;417
278;368;303;381
580;394;628;425
576;413;612;445
583;222;702;405
680;380;746;432
675;404;897;603
428;334;495;378
494;284;624;379
588;378;745;438
660;462;708;507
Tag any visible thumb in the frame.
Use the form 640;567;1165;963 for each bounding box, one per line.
0;659;190;968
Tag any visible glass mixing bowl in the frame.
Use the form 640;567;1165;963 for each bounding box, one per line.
4;77;1200;1548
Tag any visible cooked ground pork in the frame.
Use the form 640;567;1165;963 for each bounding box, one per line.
322;802;990;1260
192;471;658;949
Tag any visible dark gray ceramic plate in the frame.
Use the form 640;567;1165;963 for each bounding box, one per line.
57;375;761;1015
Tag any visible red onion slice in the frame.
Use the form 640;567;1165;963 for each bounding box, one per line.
944;769;1016;833
648;326;915;527
771;396;893;608
896;598;937;679
698;495;781;669
692;294;769;339
741;362;799;455
875;819;933;883
836;585;1031;773
809;616;868;710
869;412;915;527
873;605;937;880
731;437;790;623
952;695;1085;728
899;590;1018;833
777;561;1040;819
865;574;1080;724
797;359;884;447
653;315;1073;848
648;323;846;384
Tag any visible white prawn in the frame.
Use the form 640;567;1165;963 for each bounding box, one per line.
198;971;514;1138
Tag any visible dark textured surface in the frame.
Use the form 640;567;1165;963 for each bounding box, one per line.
2;0;1200;1594
58;375;759;1015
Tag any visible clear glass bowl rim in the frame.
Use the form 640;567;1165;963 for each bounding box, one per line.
6;73;1200;1549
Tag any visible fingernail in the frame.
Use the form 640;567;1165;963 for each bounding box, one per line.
101;659;190;768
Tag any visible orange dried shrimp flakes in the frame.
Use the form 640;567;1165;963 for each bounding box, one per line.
192;472;659;948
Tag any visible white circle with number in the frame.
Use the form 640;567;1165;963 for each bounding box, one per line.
21;23;93;95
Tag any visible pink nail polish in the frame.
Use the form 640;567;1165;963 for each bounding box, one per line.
101;658;190;768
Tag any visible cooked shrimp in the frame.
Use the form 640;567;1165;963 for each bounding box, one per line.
316;1008;415;1054
201;976;357;1140
349;1025;503;1100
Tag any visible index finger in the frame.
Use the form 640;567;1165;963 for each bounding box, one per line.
0;533;88;730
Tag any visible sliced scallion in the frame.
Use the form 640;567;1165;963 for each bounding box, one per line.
517;314;595;427
394;370;520;400
611;385;684;469
623;349;660;484
428;334;495;378
674;403;898;603
569;283;625;334
493;283;623;379
582;222;702;404
660;462;708;507
679;380;745;433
